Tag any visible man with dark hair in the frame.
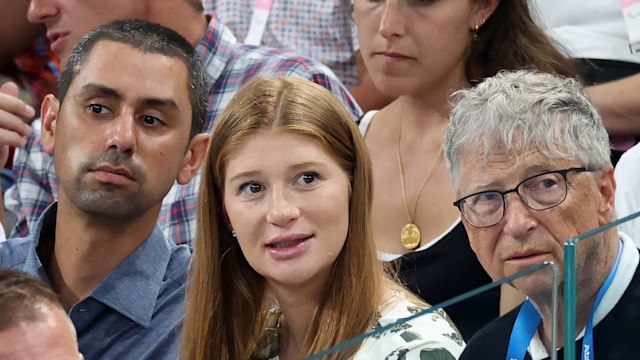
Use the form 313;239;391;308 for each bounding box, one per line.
0;0;360;246
0;19;209;359
0;268;83;360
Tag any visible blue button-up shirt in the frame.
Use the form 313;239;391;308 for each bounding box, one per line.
0;203;191;359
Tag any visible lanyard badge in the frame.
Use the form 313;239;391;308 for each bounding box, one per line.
621;0;640;53
245;0;274;46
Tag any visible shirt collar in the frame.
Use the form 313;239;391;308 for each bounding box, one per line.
197;13;238;88
22;203;57;284
527;232;640;359
25;202;173;328
89;225;172;328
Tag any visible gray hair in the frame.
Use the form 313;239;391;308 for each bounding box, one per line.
444;69;611;188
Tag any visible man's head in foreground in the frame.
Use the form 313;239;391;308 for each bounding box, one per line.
0;268;83;360
444;69;616;301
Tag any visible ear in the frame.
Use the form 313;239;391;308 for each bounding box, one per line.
470;0;500;29
595;165;616;224
176;133;210;185
40;94;60;154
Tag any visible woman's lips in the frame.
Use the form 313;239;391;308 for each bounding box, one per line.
375;51;413;61
265;234;313;260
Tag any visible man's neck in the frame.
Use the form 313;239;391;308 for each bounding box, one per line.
536;293;598;352
41;200;159;311
148;1;208;48
536;233;621;352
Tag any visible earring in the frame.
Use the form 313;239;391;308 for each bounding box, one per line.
471;19;485;41
231;230;237;238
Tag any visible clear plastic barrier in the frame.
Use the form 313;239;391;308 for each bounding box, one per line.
562;210;640;360
305;210;640;360
305;263;559;360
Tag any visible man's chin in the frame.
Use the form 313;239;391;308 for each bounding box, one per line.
73;196;148;220
510;273;559;299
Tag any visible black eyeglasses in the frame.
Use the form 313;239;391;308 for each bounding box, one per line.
453;167;593;228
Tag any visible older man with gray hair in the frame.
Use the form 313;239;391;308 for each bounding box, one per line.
444;70;640;359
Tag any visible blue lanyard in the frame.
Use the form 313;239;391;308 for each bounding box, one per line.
506;240;623;360
506;299;540;360
580;240;622;360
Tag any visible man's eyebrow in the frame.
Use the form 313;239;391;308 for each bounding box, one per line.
141;98;179;110
79;83;122;99
78;83;180;111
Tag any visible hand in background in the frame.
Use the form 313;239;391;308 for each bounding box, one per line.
0;81;34;168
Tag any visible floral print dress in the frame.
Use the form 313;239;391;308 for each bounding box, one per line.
256;292;465;359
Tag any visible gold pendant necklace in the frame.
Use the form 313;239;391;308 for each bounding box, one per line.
397;120;443;250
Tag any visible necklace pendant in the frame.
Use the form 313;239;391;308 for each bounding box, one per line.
401;223;421;250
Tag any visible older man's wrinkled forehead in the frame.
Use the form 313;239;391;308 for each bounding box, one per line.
454;131;581;193
463;128;580;165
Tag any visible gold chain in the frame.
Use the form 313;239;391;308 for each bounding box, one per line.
397;119;443;249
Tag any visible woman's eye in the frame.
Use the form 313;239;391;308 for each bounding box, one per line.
88;103;111;114
240;182;263;194
295;172;319;186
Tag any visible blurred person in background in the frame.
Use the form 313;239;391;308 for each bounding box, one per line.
532;0;640;165
0;0;58;111
205;0;394;111
0;0;58;236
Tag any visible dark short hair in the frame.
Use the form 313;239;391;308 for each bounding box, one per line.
0;268;63;331
58;19;209;138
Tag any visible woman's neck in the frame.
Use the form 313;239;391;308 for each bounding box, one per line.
397;73;472;111
270;280;326;359
276;299;317;360
380;99;450;136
